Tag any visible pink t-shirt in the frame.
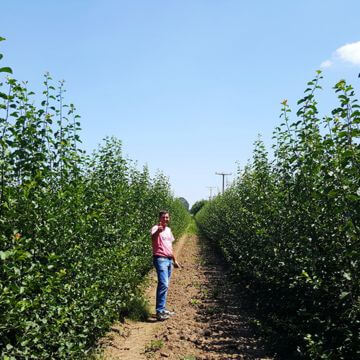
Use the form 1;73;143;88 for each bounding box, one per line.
151;225;175;258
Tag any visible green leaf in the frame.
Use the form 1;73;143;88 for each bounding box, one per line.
21;340;29;346
340;291;350;300
343;272;351;281
346;194;359;201
328;190;338;198
0;67;12;74
0;37;6;42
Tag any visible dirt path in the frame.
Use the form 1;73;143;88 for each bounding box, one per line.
99;234;273;360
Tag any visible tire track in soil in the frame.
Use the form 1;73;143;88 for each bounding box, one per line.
99;234;273;360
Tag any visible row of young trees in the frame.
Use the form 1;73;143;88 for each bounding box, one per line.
196;72;359;359
0;38;190;359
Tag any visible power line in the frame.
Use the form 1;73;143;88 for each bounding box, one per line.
215;172;232;194
206;186;216;200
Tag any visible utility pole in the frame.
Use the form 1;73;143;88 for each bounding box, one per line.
215;172;232;194
207;186;216;200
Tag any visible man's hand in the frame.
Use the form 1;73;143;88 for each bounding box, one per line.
157;224;164;232
173;260;181;269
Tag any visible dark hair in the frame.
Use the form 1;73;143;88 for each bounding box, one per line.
159;210;169;218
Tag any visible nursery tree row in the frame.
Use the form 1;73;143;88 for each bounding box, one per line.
196;72;359;359
0;39;190;359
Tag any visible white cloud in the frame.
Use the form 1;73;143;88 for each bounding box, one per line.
335;41;360;66
320;41;360;69
320;60;333;68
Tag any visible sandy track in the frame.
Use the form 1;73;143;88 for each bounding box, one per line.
98;234;272;360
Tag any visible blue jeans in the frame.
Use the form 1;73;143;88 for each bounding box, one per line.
153;256;172;314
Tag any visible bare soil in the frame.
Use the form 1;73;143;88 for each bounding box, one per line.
98;234;273;360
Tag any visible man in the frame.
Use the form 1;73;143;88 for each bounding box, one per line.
151;210;180;321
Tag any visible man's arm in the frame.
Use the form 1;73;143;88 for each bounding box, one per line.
172;254;181;268
151;224;163;241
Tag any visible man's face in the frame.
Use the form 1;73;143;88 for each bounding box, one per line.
160;213;170;226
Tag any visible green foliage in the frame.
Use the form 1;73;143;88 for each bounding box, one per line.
167;197;191;239
123;294;150;321
177;196;190;211
190;199;208;215
0;40;190;359
196;72;360;359
144;339;164;355
186;218;198;235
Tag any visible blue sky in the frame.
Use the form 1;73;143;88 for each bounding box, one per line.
2;0;360;206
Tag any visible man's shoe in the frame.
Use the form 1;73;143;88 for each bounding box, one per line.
163;309;175;316
156;312;170;321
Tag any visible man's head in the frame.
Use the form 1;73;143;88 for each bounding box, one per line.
159;210;170;227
